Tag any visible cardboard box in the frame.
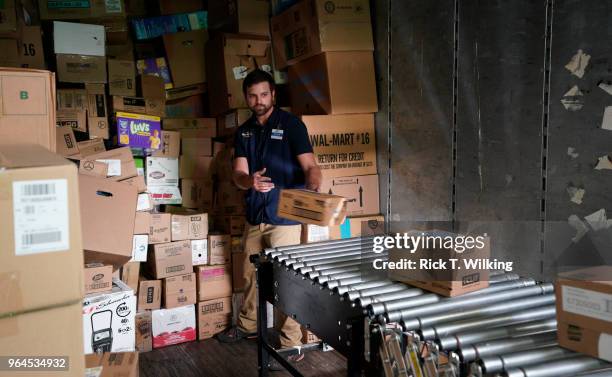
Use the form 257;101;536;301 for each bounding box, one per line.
136;193;152;212
218;108;252;136
84;263;113;295
388;231;490;297
209;234;232;265
231;236;242;253
0;146;84;351
162;118;216;135
209;0;270;36
301;224;333;244
94;17;130;45
159;0;204;15
163;30;208;88
139;74;165;99
79;175;138;269
271;0;373;68
213;147;234;182
165;94;206;118
152;305;196;348
166;83;207;101
108;59;136;96
0;0;17;34
146;157;179;186
163;273;197;309
56;54;107;83
86;83;110;139
132;10;207;40
53;21;106;56
56;126;80;157
206;33;272;115
320;174;380;217
78;159;108;177
113;96;165;117
121;261;140;293
85;352;139;377
191;239;209;265
172;213;209;240
301;327;321;344
107;43;135;60
148;241;193;279
122;175;147;193
18;26;46;69
56;109;87;133
131;234;149;261
0;68;56;151
556;266;612;362
135;311;153;352
56;88;88;133
197;296;232;340
277;189;347;226
196;264;233;301
214;182;246;215
0;302;85;377
77;138;106;157
288;51;377;114
301;114;377;178
134;211;151;234
0;37;20;67
149;213;172;244
330;215;385;239
148;185;183;205
232;252;246;292
220;215;246;236
180;155;214;179
79;147;138;181
182;179;214;209
152;130;181;157
116;112;162;150
83;279;136;354
182;137;213;157
138;280;162;311
40;0;126;20
136;57;173;90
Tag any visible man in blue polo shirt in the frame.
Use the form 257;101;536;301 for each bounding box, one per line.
218;70;322;365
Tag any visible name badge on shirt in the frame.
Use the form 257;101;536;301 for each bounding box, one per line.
271;129;284;140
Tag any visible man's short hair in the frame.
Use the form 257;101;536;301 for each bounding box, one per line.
243;69;276;95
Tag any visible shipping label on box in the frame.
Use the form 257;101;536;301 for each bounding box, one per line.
171;213;209;241
163;273;197;309
149;213;171;244
84;263;113;295
196;264;232;301
301;224;331;243
320;174;380;217
116;112;162;150
146;157;179;186
152;305;196;348
197;296;232;340
135;311;153;352
208;234;231;265
82;279;136;354
148;186;182;205
149;240;192;279
191;239;208;265
301;114;376;178
138;280;161;311
131;234;149;262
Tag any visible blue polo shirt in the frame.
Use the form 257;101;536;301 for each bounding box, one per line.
234;107;313;225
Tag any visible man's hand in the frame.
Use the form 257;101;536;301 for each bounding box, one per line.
252;168;275;192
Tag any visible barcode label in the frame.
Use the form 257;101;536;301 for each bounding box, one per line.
563;285;612;323
13;179;70;255
21;183;55;196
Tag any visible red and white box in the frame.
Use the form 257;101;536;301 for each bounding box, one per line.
151;305;196;348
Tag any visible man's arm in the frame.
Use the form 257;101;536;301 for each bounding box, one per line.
233;157;274;192
297;153;322;192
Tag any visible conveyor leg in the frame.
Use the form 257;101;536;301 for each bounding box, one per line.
255;257;269;377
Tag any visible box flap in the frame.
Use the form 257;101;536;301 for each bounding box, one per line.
0;144;70;168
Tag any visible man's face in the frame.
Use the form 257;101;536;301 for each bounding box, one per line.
245;81;275;116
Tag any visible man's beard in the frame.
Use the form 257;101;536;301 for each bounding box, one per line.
252;103;272;116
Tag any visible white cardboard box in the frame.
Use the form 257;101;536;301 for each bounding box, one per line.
82;279;136;354
191;239;208;266
53;21;106;56
152;305;196;348
136;193;152;211
146;157;179;187
131;234;148;262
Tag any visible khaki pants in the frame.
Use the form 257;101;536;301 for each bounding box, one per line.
237;223;303;347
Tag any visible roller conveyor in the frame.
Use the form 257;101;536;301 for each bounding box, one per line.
253;237;609;377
